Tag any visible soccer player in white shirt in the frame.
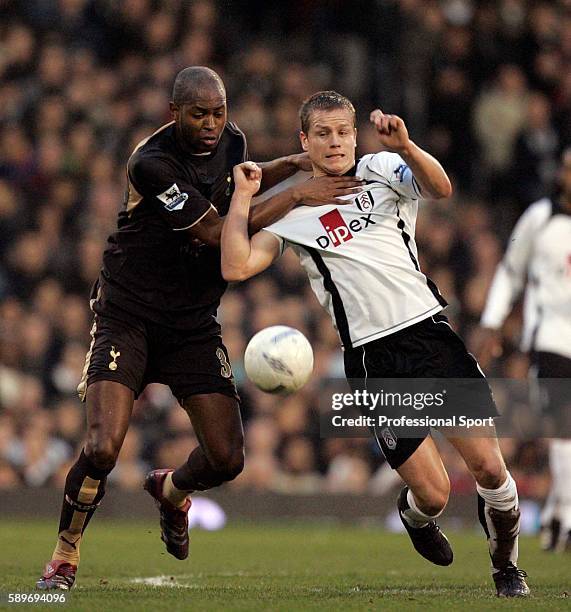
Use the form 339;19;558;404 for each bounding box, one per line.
221;91;529;597
478;147;571;552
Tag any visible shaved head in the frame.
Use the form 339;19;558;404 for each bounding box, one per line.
169;66;227;153
172;66;225;105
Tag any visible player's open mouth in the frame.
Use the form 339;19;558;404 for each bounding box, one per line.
200;135;218;144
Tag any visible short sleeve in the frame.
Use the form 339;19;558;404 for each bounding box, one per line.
129;155;214;231
360;152;422;200
480;199;551;329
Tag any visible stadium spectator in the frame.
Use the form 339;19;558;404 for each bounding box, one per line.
511;91;560;210
472;64;529;201
477;147;571;553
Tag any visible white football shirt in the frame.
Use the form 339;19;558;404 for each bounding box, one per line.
481;198;571;359
262;152;447;349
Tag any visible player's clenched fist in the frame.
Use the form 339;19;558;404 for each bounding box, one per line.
233;161;262;195
370;109;410;153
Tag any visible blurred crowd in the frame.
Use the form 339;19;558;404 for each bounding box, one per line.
0;0;568;501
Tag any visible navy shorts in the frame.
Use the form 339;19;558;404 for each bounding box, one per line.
530;351;571;434
77;307;238;405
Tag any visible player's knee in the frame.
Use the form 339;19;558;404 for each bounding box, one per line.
85;438;120;471
470;456;505;489
415;476;450;516
210;447;244;482
422;487;449;516
225;450;245;482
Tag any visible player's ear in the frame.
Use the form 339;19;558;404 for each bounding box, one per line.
169;101;179;120
300;131;309;152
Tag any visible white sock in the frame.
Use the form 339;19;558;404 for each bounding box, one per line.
541;440;561;526
401;489;444;528
476;471;518;512
163;472;191;508
552;440;571;550
477;471;520;572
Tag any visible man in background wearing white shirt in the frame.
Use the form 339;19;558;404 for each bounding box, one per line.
478;148;571;552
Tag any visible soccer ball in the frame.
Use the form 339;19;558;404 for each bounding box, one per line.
244;326;314;394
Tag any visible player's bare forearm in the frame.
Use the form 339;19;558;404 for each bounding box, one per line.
221;189;253;279
221;198;280;281
222;162;281;281
398;141;452;200
200;171;363;247
188;190;297;248
370;109;452;199
247;174;365;234
257;153;309;193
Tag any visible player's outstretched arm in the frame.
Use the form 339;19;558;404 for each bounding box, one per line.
475;201;547;367
221;162;282;282
370;109;452;199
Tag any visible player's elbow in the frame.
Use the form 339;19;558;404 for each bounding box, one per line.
432;176;453;199
221;268;241;282
202;233;220;248
189;221;222;248
440;180;453;199
221;263;250;282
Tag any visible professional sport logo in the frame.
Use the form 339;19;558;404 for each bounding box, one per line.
157;183;189;211
315;209;376;249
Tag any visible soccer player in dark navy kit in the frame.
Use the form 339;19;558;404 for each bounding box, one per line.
37;67;363;590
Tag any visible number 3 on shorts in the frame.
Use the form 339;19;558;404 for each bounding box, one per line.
216;347;232;378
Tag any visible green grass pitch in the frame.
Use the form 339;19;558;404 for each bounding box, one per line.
0;519;569;611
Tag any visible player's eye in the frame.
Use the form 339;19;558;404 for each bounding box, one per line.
192;113;205;119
